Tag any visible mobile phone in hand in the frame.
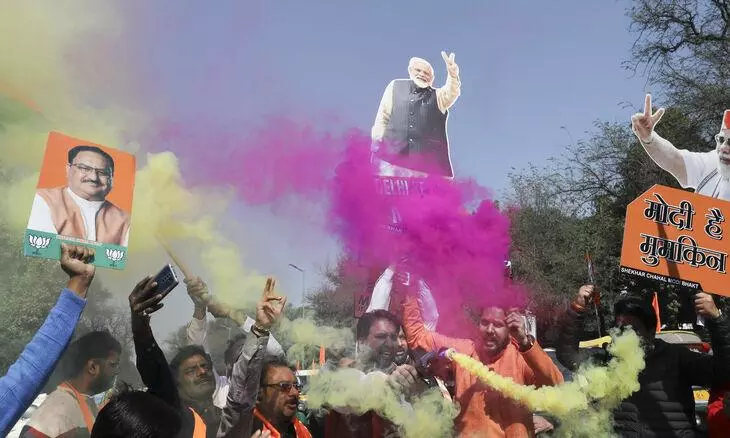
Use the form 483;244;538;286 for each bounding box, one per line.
141;264;179;300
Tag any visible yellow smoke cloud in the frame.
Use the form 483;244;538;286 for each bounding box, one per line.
277;316;354;364
0;1;357;361
0;2;270;310
448;328;645;437
306;367;459;438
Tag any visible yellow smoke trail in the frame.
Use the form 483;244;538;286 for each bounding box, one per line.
0;1;358;360
0;2;274;310
447;328;645;437
306;367;459;438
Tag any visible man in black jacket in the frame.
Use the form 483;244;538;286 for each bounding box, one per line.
129;275;220;438
557;285;730;437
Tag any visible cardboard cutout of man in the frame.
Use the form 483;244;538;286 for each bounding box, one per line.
632;93;730;200
27;145;130;246
366;52;461;319
371;51;461;178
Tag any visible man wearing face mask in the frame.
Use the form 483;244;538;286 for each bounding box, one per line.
21;331;122;438
372;52;461;178
402;294;564;437
632;94;730;200
27;145;130;246
557;285;730;437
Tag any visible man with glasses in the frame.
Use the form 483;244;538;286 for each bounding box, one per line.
217;279;305;438
21;331;122;437
252;357;311;438
27;145;130;245
631;94;730;200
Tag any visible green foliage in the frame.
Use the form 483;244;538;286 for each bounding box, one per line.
0;222;143;388
303;258;359;330
627;0;730;137
506;107;728;344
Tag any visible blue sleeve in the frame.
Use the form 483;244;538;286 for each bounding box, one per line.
0;289;86;435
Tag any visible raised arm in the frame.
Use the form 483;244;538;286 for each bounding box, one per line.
0;245;94;435
402;295;469;353
184;277;211;349
217;334;268;438
556;286;604;372
129;276;179;408
677;293;730;387
218;278;286;438
186;277;284;357
436;51;461;113
631;94;687;185
507;310;563;386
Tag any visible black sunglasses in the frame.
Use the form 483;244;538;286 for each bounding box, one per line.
262;382;302;393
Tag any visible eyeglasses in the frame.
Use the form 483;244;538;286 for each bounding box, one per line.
716;134;730;146
262;382;302;393
183;362;211;377
71;163;112;179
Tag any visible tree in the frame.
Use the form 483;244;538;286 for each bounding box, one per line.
628;0;730;137
506;108;720;343
302;257;359;330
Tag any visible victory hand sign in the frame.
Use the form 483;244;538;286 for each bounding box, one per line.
631;94;665;143
441;51;459;78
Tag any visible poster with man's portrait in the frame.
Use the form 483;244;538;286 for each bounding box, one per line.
24;131;136;270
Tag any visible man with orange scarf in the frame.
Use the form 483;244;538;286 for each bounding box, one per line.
217;279;311;438
401;294;563;437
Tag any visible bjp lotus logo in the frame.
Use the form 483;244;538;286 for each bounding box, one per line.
28;235;51;255
105;248;125;267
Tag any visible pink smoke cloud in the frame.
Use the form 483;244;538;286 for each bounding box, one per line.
155;117;521;335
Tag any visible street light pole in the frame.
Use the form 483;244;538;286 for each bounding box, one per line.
288;263;305;297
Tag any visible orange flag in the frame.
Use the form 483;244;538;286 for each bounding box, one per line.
319;345;326;366
652;292;662;333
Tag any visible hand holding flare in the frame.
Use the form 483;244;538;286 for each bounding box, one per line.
157;234;248;326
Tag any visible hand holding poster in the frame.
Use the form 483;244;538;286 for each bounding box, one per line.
620;184;729;296
25;132;136;269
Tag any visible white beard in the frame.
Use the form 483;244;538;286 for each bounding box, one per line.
411;77;431;89
717;160;730;180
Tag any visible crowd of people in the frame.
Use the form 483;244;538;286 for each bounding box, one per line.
0;243;729;437
1;54;730;437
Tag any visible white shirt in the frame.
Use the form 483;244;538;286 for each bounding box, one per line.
27;188;129;245
366;267;440;331
680;149;730;200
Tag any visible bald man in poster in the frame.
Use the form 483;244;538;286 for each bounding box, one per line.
371;51;461;178
27;145;130;246
632;94;730;200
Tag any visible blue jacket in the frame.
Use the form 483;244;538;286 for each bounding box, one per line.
0;289;86;435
